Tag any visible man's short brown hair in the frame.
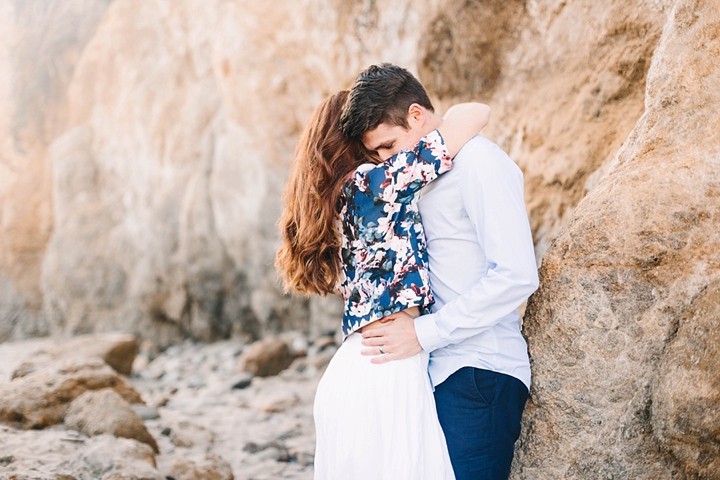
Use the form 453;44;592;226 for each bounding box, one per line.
340;63;434;140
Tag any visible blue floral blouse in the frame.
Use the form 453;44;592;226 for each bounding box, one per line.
337;129;452;337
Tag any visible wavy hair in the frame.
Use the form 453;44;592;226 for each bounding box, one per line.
276;91;379;296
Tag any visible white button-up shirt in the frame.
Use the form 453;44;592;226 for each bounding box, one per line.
415;135;539;390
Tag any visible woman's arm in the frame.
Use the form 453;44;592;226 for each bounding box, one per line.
351;103;491;202
437;103;491;158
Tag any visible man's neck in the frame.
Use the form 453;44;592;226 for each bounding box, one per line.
422;110;443;135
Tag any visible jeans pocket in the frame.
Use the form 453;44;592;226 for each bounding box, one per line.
471;368;497;408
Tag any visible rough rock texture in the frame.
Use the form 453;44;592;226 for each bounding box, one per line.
167;420;214;450
654;280;720;477
12;332;139;378
133;338;318;479
516;0;720;477
238;338;296;378
0;357;143;429
253;390;301;414
65;389;159;453
55;333;139;375
419;0;672;261
0;427;161;480
0;0;116;343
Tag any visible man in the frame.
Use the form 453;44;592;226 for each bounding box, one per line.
340;63;539;480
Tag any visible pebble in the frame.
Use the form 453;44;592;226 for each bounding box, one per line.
231;373;253;390
131;404;161;420
186;377;206;389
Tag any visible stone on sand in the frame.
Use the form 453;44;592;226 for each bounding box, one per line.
238;338;295;377
0;357;143;429
64;388;159;453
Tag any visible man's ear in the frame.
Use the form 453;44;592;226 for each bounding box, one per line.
407;103;426;127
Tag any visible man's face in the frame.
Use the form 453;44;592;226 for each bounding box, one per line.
361;122;425;161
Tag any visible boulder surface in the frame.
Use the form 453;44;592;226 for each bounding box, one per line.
516;0;720;477
0;427;161;480
238;338;296;378
11;332;139;378
0;357;143;429
64;388;159;453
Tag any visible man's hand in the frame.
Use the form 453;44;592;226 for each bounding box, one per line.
361;311;422;364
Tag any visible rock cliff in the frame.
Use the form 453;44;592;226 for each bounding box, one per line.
1;0;436;345
1;0;679;346
518;0;720;476
0;0;718;476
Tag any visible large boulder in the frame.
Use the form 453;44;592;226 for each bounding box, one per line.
0;357;143;429
515;0;720;477
64;389;159;453
12;332;139;378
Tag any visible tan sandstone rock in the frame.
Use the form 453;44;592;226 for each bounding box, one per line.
169;454;234;480
0;0;115;342
653;280;720;478
12;332;139;378
64;388;159;453
0;357;143;429
238;338;296;377
167;420;214;450
0;0;449;348
0;426;161;480
515;0;720;478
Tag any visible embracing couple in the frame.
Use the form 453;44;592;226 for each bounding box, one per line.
277;64;539;480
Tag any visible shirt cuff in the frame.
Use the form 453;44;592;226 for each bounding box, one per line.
414;312;445;353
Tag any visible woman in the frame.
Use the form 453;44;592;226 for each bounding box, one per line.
276;90;490;479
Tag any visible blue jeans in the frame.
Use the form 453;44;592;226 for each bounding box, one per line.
434;367;529;480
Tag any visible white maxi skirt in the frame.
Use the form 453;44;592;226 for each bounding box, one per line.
313;333;455;480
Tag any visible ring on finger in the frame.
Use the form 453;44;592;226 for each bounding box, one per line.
379;345;385;354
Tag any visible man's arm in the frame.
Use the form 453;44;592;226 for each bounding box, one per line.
362;140;538;362
414;141;538;351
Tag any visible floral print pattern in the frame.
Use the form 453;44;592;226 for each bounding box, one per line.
338;130;452;336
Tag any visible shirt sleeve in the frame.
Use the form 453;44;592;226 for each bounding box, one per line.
414;141;540;352
353;129;452;204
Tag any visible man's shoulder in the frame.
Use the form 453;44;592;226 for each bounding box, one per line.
459;134;497;151
454;135;520;176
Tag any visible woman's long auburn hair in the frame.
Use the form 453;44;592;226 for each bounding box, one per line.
276;90;379;296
